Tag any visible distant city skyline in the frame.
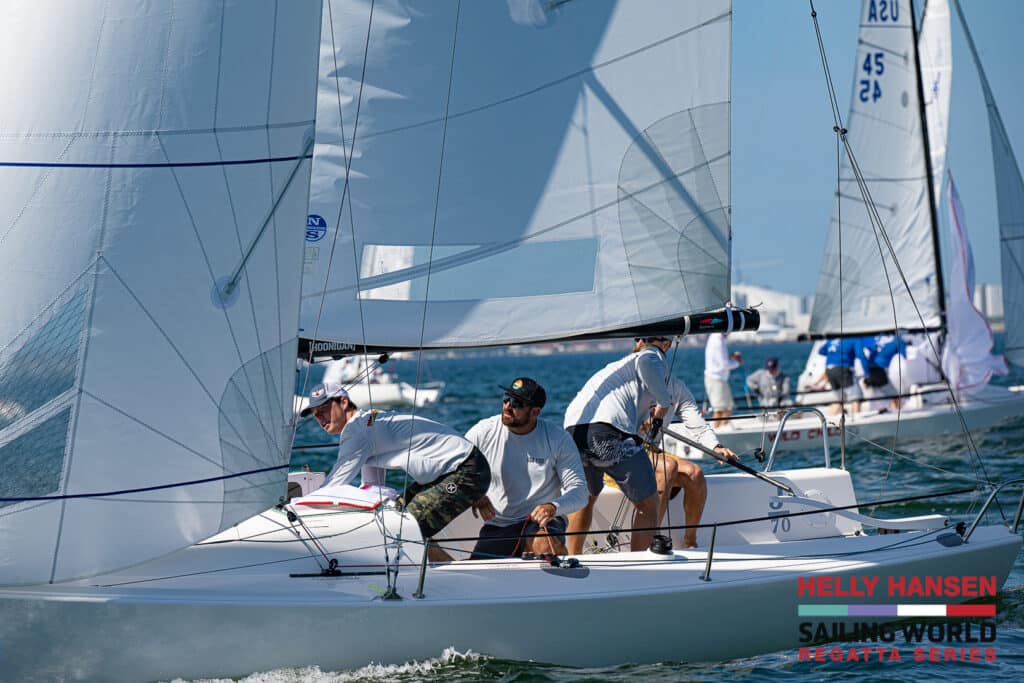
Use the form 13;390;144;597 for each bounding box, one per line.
731;0;1023;297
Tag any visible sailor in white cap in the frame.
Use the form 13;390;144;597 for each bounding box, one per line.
302;381;490;559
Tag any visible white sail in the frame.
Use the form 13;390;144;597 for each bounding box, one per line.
0;0;322;584
809;0;942;335
953;0;1024;366
941;174;1007;392
302;0;732;349
919;0;952;200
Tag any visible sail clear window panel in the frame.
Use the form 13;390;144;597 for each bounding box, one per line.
0;408;71;509
357;240;598;301
0;289;85;432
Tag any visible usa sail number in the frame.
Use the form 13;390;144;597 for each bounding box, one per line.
860;0;898;103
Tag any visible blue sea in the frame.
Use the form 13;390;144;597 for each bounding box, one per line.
185;340;1024;682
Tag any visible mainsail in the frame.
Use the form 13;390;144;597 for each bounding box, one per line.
0;1;322;584
953;0;1024;366
302;0;733;350
809;0;943;336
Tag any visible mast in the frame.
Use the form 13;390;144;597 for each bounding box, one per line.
910;0;948;334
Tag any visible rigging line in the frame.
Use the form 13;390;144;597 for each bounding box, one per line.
841;140;990;485
440;487;979;543
398;0;464;567
810;2;990;488
313;0;399;578
841;428;992;486
302;0;375;408
0;464;288;502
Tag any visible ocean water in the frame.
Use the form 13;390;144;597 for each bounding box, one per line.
189;341;1024;682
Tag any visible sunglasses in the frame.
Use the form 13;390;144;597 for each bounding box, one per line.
502;395;528;410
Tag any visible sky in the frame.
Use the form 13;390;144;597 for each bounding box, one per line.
731;0;1024;297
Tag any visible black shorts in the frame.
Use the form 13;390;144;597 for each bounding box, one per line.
825;366;855;390
469;517;568;560
864;365;889;388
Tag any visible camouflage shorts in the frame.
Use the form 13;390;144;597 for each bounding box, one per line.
398;448;490;538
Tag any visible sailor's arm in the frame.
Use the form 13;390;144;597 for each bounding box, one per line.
325;425;371;486
636;352;673;417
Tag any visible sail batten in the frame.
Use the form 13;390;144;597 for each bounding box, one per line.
303;1;733;349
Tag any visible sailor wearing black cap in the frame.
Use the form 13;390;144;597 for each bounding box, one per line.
464;377;586;559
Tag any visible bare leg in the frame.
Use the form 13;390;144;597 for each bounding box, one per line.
630;493;659;551
567;495;597;555
650;453;680;524
427;543;453;562
674;459;707;548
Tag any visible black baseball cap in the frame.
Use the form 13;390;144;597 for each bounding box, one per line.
766;357;779;370
499;377;547;408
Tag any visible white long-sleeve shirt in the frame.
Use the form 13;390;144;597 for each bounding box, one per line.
665;375;720;451
465;415;587;527
326;410;475;487
704;333;739;381
563;347;673;434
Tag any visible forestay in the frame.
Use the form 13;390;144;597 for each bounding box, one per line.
302;0;732;349
0;0;321;584
809;0;942;336
954;0;1024;366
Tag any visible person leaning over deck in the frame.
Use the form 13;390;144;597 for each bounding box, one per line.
808;337;867;416
563;336;675;554
644;372;737;548
301;381;489;561
465;377;586;559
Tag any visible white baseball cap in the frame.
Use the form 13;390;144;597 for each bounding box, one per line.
300;382;350;417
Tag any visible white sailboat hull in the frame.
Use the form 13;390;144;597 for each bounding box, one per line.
671;385;1024;457
0;469;1018;681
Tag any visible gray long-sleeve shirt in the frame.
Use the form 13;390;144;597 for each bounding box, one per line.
465;415;587;527
745;369;791;407
665;375;721;450
327;410;475;487
563;347;673;434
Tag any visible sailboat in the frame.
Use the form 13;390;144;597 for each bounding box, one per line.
294;355;445;409
693;0;1024;456
0;2;1020;681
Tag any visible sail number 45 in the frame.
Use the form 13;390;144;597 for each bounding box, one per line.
859;52;884;103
